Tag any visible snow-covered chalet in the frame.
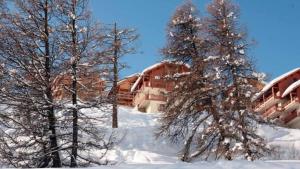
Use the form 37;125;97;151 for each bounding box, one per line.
116;61;190;113
254;68;300;128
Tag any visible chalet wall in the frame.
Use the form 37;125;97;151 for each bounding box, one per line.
52;72;104;101
115;75;139;106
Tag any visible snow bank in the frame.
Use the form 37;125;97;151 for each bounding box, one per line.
102;106;300;169
7;105;299;168
105;107;180;164
81;160;300;169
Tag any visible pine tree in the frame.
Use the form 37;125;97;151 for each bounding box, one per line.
206;0;269;160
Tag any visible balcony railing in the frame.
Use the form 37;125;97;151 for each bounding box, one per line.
255;94;273;110
133;91;167;107
117;91;134;100
262;104;283;117
282;93;299;108
254;87;279;110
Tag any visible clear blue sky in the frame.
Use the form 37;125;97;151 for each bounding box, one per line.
90;0;300;80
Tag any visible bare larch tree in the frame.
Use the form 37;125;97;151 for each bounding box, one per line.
55;0;115;166
0;0;115;167
206;0;270;160
157;0;269;162
0;0;62;167
103;22;138;128
157;1;222;162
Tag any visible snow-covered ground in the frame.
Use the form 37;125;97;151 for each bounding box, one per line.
97;106;300;169
106;106;179;164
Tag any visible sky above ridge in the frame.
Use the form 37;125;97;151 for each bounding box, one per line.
90;0;300;80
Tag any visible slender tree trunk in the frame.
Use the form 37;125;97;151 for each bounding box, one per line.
44;0;62;167
71;60;78;167
112;22;118;128
71;1;78;167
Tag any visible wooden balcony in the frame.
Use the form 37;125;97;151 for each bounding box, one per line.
262;104;283;119
254;87;280;113
117;91;134;100
282;93;299;114
133;92;167;108
140;79;174;92
117;91;134;106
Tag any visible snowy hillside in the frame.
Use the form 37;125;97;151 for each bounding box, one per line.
97;106;300;169
106;107;180;164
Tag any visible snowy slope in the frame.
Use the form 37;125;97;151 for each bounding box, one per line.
93;160;300;169
258;125;300;160
99;106;300;169
106;107;180;164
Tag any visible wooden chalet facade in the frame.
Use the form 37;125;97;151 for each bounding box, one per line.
254;68;300;128
116;61;190;113
50;60;189;112
52;71;105;101
115;73;140;106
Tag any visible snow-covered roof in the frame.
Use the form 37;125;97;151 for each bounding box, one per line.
130;60;190;92
253;68;300;100
117;73;140;85
282;80;300;98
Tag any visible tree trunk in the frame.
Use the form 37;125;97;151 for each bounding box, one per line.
71;60;78;167
71;1;78;166
180;122;201;161
44;0;61;167
112;22;118;128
